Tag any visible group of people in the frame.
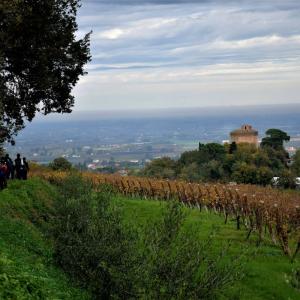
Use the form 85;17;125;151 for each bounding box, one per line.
0;154;29;190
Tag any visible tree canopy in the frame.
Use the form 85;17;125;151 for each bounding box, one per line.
292;149;300;177
49;157;72;171
0;0;91;142
143;157;177;179
261;129;290;150
140;135;291;186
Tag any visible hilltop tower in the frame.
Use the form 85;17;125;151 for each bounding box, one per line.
230;125;258;146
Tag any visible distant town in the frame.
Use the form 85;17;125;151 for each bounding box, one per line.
4;106;300;176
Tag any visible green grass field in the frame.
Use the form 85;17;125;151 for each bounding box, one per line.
113;196;300;300
0;179;89;299
0;178;299;299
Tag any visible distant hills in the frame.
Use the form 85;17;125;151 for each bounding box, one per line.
35;103;300;122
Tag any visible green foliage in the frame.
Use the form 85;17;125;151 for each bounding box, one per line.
142;157;177;179
255;166;274;186
290;268;300;290
261;129;290;150
180;143;226;167
292;149;300;176
52;175;244;299
52;174;138;299
49;157;73;171
0;0;91;142
0;178;90;299
0;254;47;299
139;201;243;300
262;146;287;171
178;162;202;181
141;132;293;186
285;267;300;291
200;160;225;181
1;177;300;299
277;170;296;189
203;142;226;161
179;149;208;166
229;141;238;154
232;162;257;184
122;197;300;300
232;163;273;185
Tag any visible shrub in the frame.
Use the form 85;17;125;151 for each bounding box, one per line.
290;268;300;290
52;175;243;299
285;267;300;290
0;254;47;299
277;170;296;189
49;157;72;171
52;174;137;299
138;201;244;299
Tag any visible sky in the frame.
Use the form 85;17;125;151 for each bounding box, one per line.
73;0;300;111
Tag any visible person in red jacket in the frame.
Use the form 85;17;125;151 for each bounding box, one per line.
0;158;8;190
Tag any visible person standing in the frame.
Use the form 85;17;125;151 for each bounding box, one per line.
21;157;29;180
15;154;22;179
5;154;14;179
0;158;8;189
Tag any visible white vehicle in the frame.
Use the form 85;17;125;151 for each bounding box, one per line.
295;177;300;188
271;176;300;188
271;177;280;187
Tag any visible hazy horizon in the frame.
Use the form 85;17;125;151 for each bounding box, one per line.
35;102;300;122
7;102;300;165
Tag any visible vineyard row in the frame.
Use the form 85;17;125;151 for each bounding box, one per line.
33;170;300;259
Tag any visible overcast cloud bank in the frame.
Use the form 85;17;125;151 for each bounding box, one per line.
73;0;300;110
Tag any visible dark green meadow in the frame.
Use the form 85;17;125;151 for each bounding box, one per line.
115;196;300;300
0;178;299;299
0;179;89;299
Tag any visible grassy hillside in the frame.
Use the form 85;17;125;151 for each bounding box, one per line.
0;177;299;299
114;196;300;300
0;179;89;299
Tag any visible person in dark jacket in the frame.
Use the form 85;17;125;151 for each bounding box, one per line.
21;157;29;180
15;153;22;179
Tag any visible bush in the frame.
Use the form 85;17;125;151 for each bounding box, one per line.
49;157;72;171
277;170;296;189
142;157;177;179
290;268;300;290
0;254;47;299
138;201;243;299
52;174;137;299
52;175;244;299
285;267;300;290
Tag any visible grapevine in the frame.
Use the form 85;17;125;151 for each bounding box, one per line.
32;168;300;258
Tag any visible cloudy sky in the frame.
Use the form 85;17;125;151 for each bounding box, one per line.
73;0;300;110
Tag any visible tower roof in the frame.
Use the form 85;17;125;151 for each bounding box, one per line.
230;124;258;136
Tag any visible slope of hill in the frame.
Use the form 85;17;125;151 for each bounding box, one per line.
116;197;300;300
0;179;89;299
0;176;299;299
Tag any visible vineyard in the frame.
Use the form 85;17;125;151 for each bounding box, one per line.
32;168;300;259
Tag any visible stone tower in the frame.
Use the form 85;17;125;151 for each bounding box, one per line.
230;125;258;146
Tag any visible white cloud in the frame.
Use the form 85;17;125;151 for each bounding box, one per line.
94;17;179;41
75;0;300;110
97;28;126;39
81;61;300;86
213;35;300;50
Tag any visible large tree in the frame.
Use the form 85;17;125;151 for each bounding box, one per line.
292;149;300;177
0;0;91;142
261;129;290;150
